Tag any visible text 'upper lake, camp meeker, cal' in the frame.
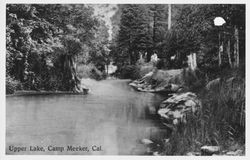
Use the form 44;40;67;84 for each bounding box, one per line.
8;145;102;153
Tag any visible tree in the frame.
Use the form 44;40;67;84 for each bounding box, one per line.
116;4;152;65
50;4;98;91
6;4;61;89
148;4;168;52
89;20;110;73
110;4;245;75
6;4;99;92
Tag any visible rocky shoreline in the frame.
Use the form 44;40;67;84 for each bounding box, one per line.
129;69;244;156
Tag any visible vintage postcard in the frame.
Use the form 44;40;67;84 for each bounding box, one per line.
1;0;248;159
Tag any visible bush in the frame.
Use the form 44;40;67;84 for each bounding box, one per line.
156;59;165;69
182;68;206;93
77;64;105;80
6;76;22;94
115;62;155;80
116;65;141;80
139;63;155;77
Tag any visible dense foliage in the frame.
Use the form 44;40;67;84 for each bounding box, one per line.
6;4;110;93
111;4;245;77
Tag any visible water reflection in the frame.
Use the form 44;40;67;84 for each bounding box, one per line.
6;79;168;155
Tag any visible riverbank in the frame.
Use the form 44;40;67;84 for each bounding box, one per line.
130;67;245;156
6;77;90;96
6;90;89;97
129;68;185;93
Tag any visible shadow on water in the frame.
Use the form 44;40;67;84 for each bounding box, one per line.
6;79;170;155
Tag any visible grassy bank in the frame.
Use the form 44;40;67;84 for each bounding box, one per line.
168;73;245;155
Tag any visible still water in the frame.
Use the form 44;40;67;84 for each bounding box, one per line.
6;79;168;155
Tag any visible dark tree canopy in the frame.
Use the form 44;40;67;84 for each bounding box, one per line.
6;4;108;92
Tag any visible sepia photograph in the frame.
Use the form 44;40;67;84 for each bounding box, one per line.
4;1;246;157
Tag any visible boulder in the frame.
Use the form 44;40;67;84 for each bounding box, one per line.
158;92;201;128
226;149;243;156
141;139;154;145
206;78;221;91
74;84;89;94
186;152;201;156
153;151;161;156
201;146;220;155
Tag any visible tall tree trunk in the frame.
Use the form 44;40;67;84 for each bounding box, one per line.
168;4;171;30
234;25;239;68
63;55;81;92
227;39;232;68
129;33;132;65
153;10;156;47
128;50;132;65
218;33;222;67
106;64;109;75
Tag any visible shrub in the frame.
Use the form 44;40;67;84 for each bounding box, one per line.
139;63;155;77
116;65;141;80
6;76;22;94
77;64;105;80
182;68;206;93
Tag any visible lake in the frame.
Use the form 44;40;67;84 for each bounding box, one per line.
6;79;168;155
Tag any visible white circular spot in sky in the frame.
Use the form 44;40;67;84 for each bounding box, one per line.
214;17;226;26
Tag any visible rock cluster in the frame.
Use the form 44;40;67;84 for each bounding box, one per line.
133;72;244;156
225;149;243;156
129;69;184;93
158;92;201;129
